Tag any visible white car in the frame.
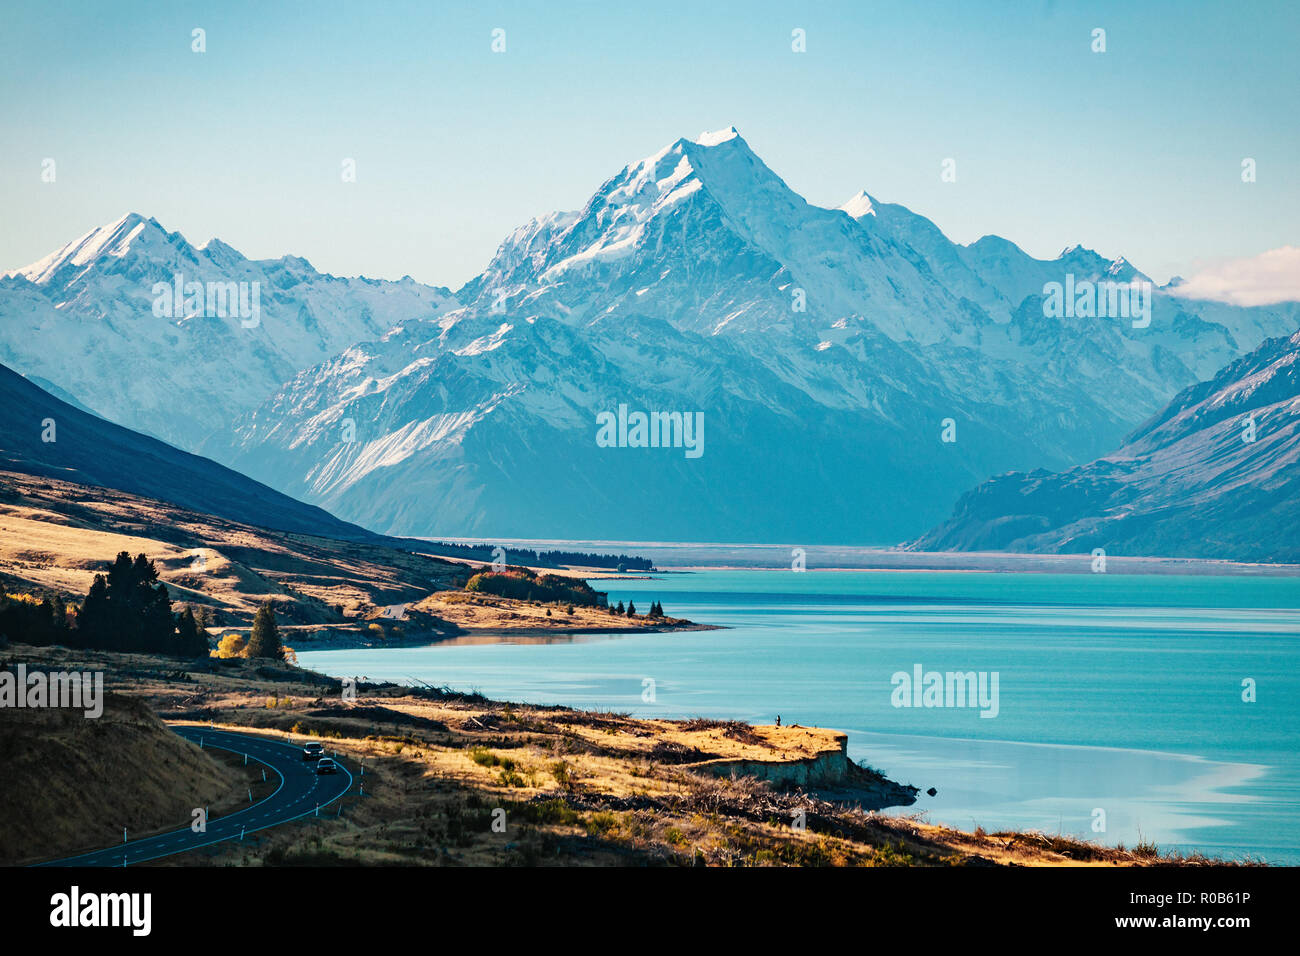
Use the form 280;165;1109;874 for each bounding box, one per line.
315;757;338;775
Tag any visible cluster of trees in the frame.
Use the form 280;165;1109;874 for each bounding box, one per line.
464;568;603;607
78;553;209;656
0;551;233;659
612;600;666;618
0;591;70;649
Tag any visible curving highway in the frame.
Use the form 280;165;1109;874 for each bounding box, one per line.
36;726;353;867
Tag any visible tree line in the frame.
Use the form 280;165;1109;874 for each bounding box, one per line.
0;551;282;660
421;541;654;572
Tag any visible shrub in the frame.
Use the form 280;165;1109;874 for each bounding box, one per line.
517;799;580;826
550;760;575;790
498;768;526;787
468;747;515;771
213;632;248;659
586;811;618;836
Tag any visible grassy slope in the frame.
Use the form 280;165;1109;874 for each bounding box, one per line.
0;690;258;865
0;469;688;642
3;644;1229;868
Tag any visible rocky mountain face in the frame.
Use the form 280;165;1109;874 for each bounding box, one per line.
4;129;1296;543
0;214;457;449
913;328;1300;562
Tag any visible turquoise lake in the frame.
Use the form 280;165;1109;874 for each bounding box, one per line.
298;570;1300;863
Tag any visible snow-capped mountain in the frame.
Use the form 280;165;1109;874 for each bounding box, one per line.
4;129;1297;543
913;327;1300;562
201;129;1298;541
0;214;458;449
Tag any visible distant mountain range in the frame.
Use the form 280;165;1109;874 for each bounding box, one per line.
0;213;457;450
914;327;1300;563
3;127;1297;549
0;363;653;572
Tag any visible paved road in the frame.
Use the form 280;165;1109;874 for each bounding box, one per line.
36;726;353;867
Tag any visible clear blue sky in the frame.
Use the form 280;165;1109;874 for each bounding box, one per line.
2;0;1296;288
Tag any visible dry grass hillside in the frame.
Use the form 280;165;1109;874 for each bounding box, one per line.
0;690;260;865
0;470;689;642
0;470;462;623
2;643;1232;868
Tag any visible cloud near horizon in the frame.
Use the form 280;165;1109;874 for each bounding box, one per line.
1168;246;1300;307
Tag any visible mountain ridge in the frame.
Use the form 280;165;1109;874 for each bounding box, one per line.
0;360;380;542
0;214;459;451
4;127;1298;544
912;326;1300;562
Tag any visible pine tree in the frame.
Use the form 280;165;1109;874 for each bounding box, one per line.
78;574;112;649
50;593;68;633
626;601;636;616
245;602;284;660
175;607;208;658
615;600;625;615
78;552;177;652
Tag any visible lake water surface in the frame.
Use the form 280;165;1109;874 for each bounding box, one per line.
299;570;1300;863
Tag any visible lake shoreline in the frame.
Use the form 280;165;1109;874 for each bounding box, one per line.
284;617;720;653
296;567;1300;864
6;642;1244;868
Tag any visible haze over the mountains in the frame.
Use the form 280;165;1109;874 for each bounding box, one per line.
3;128;1297;549
0;360;376;542
916;327;1300;563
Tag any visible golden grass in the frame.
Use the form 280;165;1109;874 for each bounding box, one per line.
0;693;260;865
3;643;1231;868
0;471;695;646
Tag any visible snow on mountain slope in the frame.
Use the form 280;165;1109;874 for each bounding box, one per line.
206;129;1300;542
0;360;382;542
5;131;1297;544
460;128;985;345
0;214;458;449
913;327;1300;561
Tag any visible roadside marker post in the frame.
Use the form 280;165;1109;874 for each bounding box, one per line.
240;826;245;840
248;788;253;802
123;827;127;843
